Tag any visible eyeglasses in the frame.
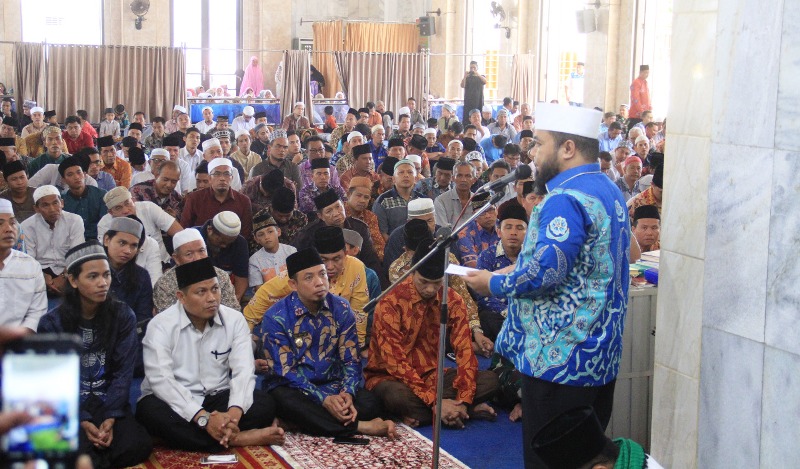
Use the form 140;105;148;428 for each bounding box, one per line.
150;158;167;163
89;159;102;165
308;147;325;154
211;171;232;178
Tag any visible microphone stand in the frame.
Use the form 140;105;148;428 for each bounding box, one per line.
364;189;506;469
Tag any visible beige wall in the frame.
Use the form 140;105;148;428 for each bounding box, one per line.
0;0;22;89
103;0;171;47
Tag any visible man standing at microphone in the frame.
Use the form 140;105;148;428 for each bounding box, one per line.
464;103;630;469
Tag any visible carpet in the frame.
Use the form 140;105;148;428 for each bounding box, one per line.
272;424;470;469
125;445;291;469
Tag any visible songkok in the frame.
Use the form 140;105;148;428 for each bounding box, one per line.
207;158;232;174
2;116;18;127
31;106;44;114
271;129;287;140
2;160;25;178
0;198;12;215
58;156;82;177
633;205;660;222
271;186;296;213
352;144;371;157
44;110;56;119
519;130;534;139
412;123;426;130
254;111;267;119
381;157;399;176
313;226;346;254
253;212;278;234
616;140;633;151
176;257;217;290
407;154;422;165
436;157;455;171
624;156;642;167
0;137;14;147
404;219;431;251
409;134;427;151
465;151;484;163
212;211;241;237
212;130;230;140
33;185;61;203
262;168;285;192
128;147;146;165
347;177;371;192
234;129;250;139
371;124;384;135
498;204;528;224
342;228;363;250
128;122;143;131
470;191;493;211
310;157;330;170
173;105;187;113
423;128;437;136
172;228;205;250
534;103;602;140
652;164;663;188
103;107;114;115
346;131;364;143
387;138;404;149
313;189;340;211
150;148;169;159
121;136;138;148
163;134;183;147
347;108;360;118
522;180;536;197
42;125;62;138
108;216;143;239
412;240;446;280
461;138;477;152
407;198;434;218
286;247;324;278
397;106;410;117
532;406;607;469
103;186;132;209
482;105;492;113
65;240;107;273
394;159;414;173
635;135;649;145
202;138;221;151
242;106;255;116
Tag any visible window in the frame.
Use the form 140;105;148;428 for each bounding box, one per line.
468;0;503;100
22;0;103;45
172;0;241;93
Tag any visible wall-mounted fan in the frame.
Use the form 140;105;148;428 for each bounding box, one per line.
131;0;150;30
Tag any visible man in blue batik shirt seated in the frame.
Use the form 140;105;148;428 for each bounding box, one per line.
258;245;398;439
455;192;500;268
465;103;630;469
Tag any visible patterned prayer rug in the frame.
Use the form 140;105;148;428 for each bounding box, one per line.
272;424;470;469
125;445;291;469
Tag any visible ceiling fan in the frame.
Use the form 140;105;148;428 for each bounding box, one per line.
131;0;150;30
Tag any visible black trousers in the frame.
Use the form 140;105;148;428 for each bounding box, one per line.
268;386;383;437
521;375;616;469
135;389;276;452
478;308;506;342
80;396;152;469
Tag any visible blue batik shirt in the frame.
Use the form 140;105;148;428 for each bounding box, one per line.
258;291;361;403
492;163;630;387
475;241;515;315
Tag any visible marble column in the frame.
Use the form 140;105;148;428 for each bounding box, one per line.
651;0;800;467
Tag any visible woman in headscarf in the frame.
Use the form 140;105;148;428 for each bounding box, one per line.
239;56;264;96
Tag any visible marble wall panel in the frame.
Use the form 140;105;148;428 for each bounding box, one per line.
650;364;699;469
761;347;800;466
776;0;800;152
672;0;719;13
711;0;781;147
697;328;763;467
702;143;772;342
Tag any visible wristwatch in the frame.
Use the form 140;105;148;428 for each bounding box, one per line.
196;412;210;429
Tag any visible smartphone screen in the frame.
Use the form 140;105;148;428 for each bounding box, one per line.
2;341;80;461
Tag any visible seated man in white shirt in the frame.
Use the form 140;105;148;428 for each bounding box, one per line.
20;185;84;297
231;106;256;134
136;257;285;451
27;162;98;190
0;199;47;331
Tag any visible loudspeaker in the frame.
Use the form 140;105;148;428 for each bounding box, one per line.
576;9;596;33
418;16;435;36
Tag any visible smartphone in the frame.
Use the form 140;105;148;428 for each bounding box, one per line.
332;436;370;445
200;454;238;464
1;334;81;464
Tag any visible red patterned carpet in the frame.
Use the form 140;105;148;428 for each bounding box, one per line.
273;424;470;469
126;445;290;468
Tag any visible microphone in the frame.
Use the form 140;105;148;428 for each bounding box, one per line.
433;226;452;242
473;164;532;195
